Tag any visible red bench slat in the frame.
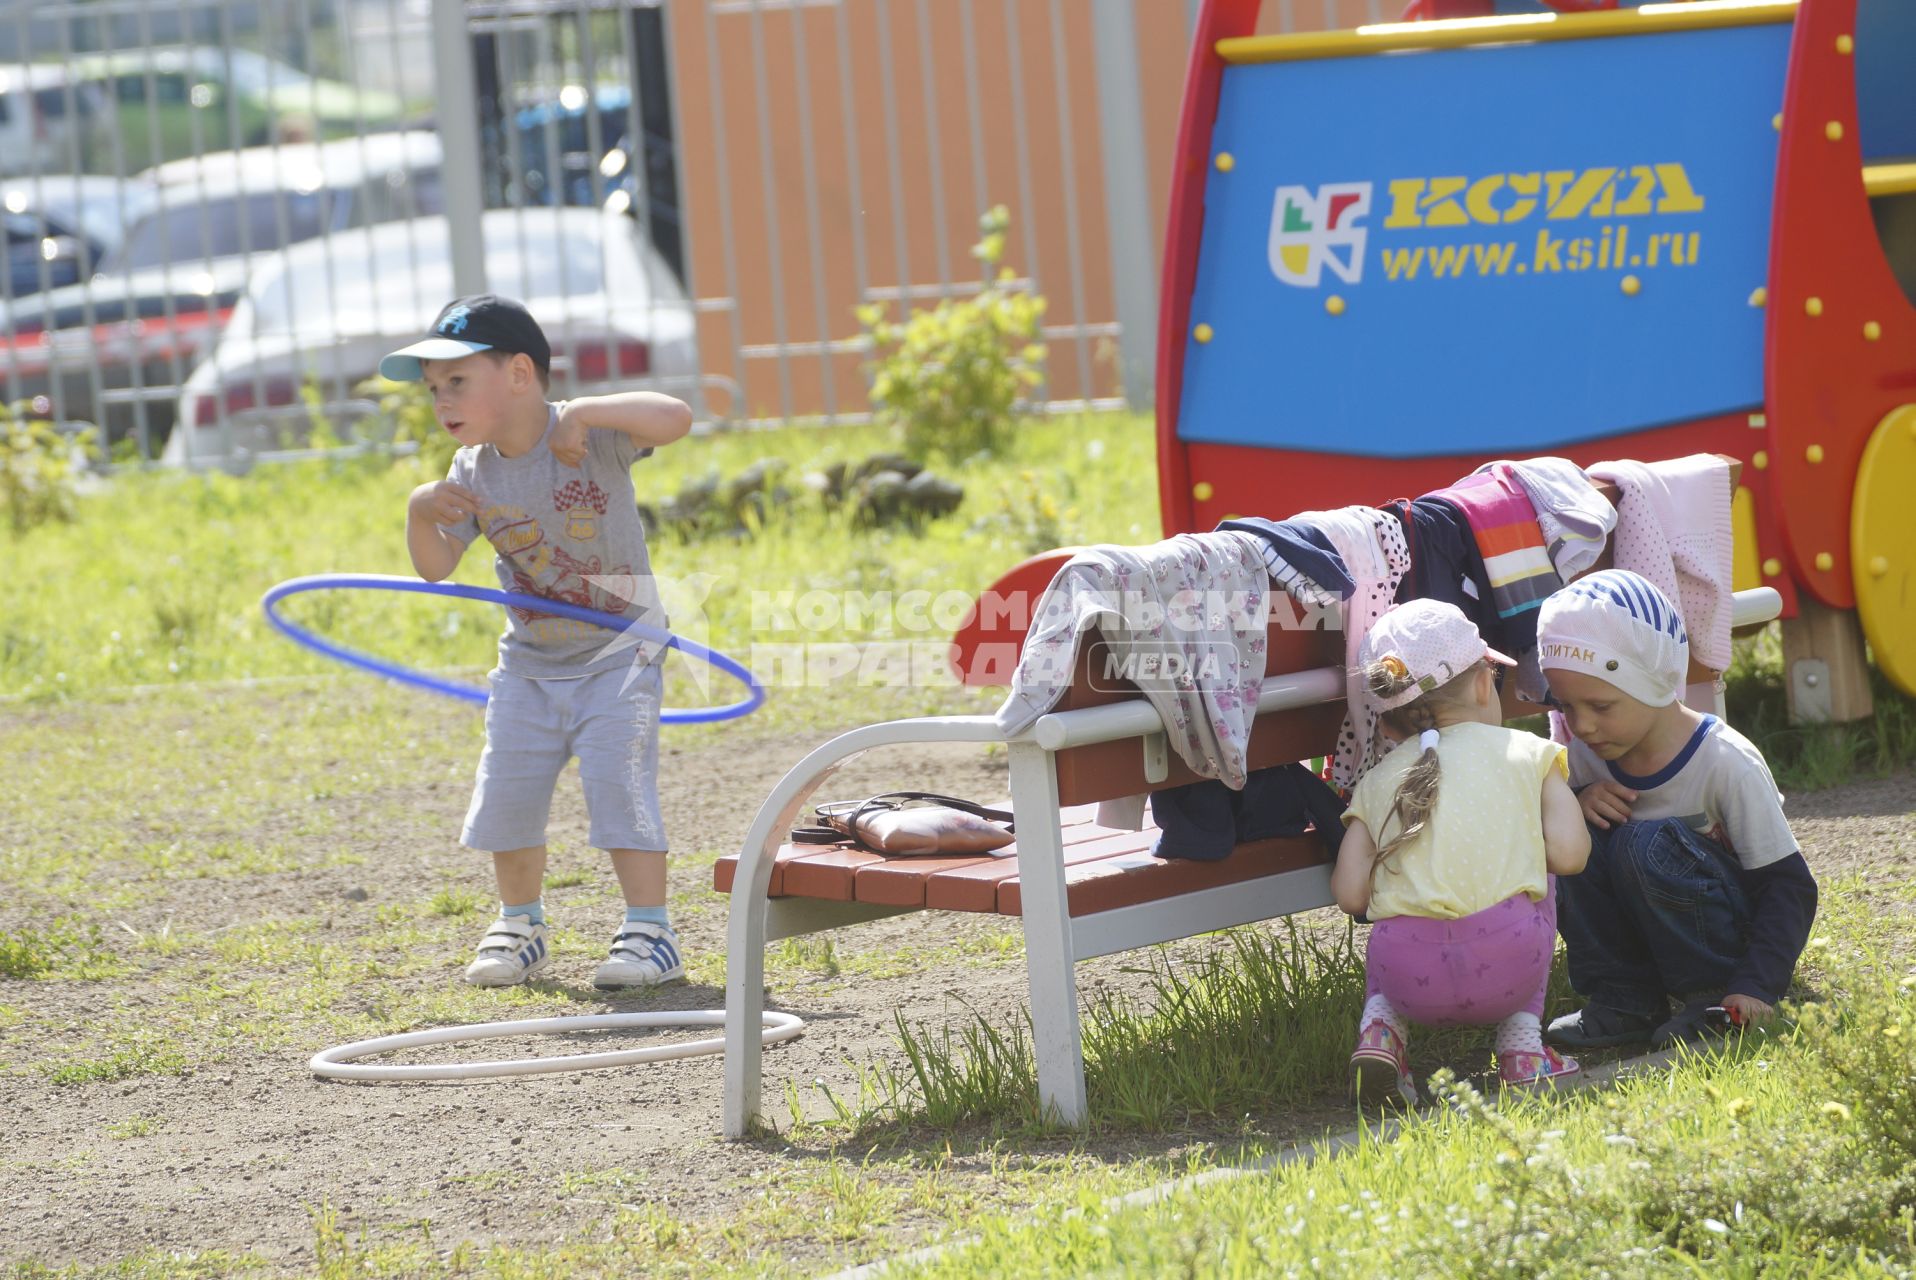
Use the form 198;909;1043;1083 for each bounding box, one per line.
999;833;1329;916
923;826;1173;911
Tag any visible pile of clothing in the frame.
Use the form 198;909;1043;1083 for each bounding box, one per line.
994;453;1736;859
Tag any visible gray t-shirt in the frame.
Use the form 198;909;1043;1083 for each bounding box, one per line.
1566;715;1798;871
444;404;666;679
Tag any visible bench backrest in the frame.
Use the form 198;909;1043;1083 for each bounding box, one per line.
1052;617;1346;808
1008;458;1744;808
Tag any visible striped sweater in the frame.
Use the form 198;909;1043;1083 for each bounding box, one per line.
1426;464;1562;622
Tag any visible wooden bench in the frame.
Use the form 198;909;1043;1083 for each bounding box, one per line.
719;475;1778;1137
718;613;1353;1137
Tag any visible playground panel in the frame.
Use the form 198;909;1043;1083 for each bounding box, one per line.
1152;0;1916;704
1177;22;1790;457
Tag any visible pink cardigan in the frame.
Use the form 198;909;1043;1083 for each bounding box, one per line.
1588;456;1736;674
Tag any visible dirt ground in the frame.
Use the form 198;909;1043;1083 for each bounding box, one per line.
3;701;1913;1275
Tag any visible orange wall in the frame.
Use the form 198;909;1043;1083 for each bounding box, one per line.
667;0;1378;422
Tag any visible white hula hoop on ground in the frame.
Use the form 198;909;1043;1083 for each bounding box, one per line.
309;1009;804;1082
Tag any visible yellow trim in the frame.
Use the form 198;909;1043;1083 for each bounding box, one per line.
1218;0;1795;64
1865;163;1916;198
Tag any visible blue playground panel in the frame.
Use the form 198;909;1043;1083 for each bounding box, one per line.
1177;22;1792;458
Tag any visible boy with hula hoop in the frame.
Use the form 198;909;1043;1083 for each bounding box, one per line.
394;295;695;989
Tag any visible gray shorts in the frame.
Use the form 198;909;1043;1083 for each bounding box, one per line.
462;662;668;853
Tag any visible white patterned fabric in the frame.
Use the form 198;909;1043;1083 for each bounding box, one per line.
994;533;1271;788
1589;456;1735;673
1298;507;1411;790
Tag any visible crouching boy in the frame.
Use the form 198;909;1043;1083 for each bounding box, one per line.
1536;569;1818;1050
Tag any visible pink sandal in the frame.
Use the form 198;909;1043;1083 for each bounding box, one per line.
1498;1044;1581;1087
1351;1020;1416;1106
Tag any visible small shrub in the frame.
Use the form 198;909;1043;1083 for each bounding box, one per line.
363;376;456;476
858;205;1047;462
0;400;94;538
973;469;1078;555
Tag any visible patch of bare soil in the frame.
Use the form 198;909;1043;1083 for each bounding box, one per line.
3;705;1910;1275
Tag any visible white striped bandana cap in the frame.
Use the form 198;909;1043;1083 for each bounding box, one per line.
1536;569;1690;707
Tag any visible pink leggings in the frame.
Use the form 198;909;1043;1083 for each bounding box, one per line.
1364;883;1556;1027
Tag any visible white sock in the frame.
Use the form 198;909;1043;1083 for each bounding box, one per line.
1361;993;1406;1037
1496;1011;1545;1056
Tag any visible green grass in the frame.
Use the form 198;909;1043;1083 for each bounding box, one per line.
787;916;1578;1142
1727;624;1916;791
7;410;1916;1275
5;414;1159;706
881;891;1916;1278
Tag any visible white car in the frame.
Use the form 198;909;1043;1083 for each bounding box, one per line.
165;206;699;466
0;65;107;179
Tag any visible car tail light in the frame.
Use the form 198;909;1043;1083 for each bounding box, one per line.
193;376;298;427
568;339;650;382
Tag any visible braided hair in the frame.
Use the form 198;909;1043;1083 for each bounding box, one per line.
1361;657;1490;880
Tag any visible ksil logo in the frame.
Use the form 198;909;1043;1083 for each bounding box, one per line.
1267;183;1373;287
1266;164;1709;289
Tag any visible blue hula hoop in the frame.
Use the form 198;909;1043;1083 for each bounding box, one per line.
261;574;765;725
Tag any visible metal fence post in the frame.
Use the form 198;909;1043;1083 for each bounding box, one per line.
1091;0;1158;410
431;0;488;296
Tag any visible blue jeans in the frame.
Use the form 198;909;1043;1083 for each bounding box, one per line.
1555;818;1750;1017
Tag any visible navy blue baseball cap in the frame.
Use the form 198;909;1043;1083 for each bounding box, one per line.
379;294;552;382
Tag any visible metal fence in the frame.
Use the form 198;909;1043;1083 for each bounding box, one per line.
1;0;1386;469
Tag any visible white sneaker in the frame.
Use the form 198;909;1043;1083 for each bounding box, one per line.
462;916;553;987
593;921;685;989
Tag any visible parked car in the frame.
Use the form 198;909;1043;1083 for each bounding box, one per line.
0;64;109;178
502;84;634;209
165;206;698;466
3;175;158;300
71;47;406;171
0;132;440;451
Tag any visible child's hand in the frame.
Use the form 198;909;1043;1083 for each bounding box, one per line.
1577;779;1637;829
1721;993;1774;1026
551;403;588;468
412;481;482;527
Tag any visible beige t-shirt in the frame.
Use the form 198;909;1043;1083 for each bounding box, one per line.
1343;721;1567;921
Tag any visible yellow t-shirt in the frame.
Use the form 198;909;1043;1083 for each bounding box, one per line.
1342;721;1568;921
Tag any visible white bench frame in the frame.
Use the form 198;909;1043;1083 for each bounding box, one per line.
721;586;1784;1138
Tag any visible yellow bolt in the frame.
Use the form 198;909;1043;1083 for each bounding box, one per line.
1836;33;1853;54
1752;450;1769;470
1864;320;1882;341
1193;481;1214;502
1193;323;1213;344
1815;551;1835;572
1826;120;1845;142
1748;286;1767;307
1325;295;1346;316
1806;443;1825;464
1870;555;1890;578
1763;557;1783;578
1621;275;1642;296
1222;511;1241;521
1215;152;1235;172
1772;112;1783;132
1805;296;1824;317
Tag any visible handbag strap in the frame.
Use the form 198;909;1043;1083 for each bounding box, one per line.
816;790;1015;833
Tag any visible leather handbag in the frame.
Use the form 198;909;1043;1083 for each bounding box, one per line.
794;791;1015;855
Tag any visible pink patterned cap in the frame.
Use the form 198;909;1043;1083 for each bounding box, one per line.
1358;598;1514;711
